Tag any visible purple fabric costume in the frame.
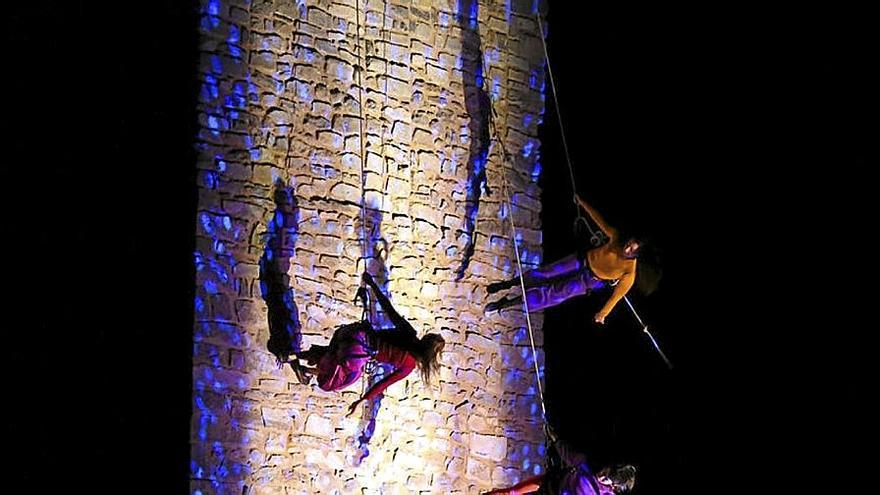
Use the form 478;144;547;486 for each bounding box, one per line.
519;253;608;311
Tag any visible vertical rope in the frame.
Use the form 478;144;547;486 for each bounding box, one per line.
355;0;369;266
502;178;547;419
535;10;671;368
534;13;579;212
489;113;547;420
533;10;602;243
484;7;548;422
354;0;371;404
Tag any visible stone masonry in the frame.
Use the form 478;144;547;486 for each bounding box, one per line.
192;1;547;493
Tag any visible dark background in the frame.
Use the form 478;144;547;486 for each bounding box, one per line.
5;1;870;493
537;4;872;493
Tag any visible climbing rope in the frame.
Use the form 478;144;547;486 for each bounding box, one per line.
354;0;376;405
533;9;600;243
487;108;547;421
355;0;370;270
533;8;671;368
622;295;673;369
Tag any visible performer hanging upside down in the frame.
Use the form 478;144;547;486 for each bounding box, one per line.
288;272;445;415
485;194;658;324
483;427;636;495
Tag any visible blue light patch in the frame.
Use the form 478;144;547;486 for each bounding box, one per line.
205;280;218;295
488;48;501;64
194;252;205;270
207;258;229;282
200;15;220;32
228;24;240;44
439;12;450;27
206;0;220;16
467;0;479;29
195;296;205;313
207;115;221;135
200;213;215;234
203;74;219;100
297;82;311;101
529;69;539;89
491;75;501;100
225;94;244;109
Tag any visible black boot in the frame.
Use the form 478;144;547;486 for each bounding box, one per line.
486;278;516;294
288;359;313;384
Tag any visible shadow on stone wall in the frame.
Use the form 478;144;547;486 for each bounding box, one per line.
455;0;493;281
259;180;302;363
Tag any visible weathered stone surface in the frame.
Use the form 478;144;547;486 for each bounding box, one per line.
304;414;333;437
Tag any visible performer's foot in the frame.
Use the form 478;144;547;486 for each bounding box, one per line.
353;286;368;305
288;360;311;384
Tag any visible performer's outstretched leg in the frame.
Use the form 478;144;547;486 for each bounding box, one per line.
363;272;414;333
486;267;606;313
487;253;583;293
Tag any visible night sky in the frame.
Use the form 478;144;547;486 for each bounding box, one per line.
539;4;871;493
537;4;713;492
6;1;869;493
